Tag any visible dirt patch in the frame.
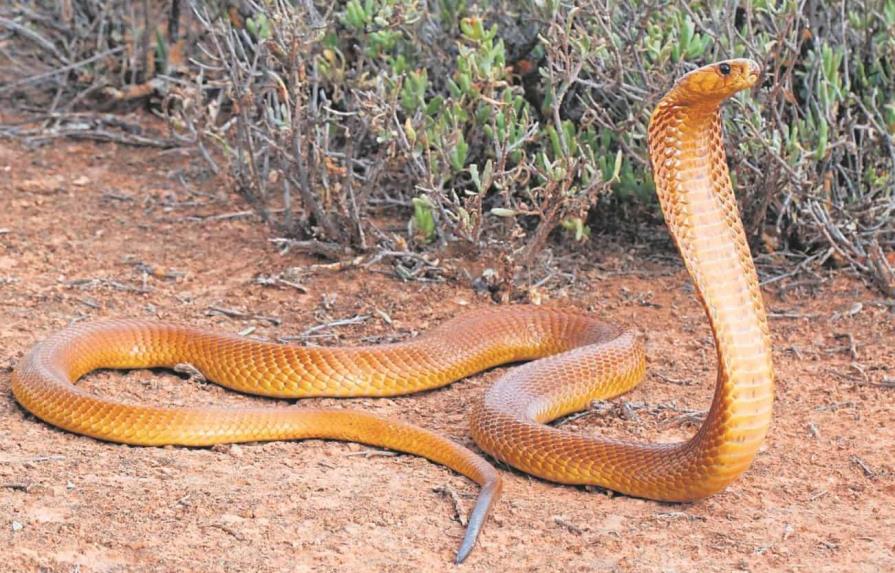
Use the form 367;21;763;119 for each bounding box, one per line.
1;136;893;572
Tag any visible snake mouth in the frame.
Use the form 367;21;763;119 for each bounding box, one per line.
745;60;762;87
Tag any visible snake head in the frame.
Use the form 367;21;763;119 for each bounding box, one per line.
666;59;761;107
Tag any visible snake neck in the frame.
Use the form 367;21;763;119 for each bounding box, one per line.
649;100;774;481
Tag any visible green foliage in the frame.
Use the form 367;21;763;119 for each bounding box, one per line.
8;1;892;289
644;13;712;64
163;0;893;289
411;196;437;242
246;12;271;41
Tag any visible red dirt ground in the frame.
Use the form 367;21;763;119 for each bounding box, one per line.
1;136;893;572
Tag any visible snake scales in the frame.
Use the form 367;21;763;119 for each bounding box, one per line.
12;59;773;563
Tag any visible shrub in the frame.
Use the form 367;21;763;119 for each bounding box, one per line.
0;1;183;109
3;0;893;293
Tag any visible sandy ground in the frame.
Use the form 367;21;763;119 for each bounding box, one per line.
1;136;893;573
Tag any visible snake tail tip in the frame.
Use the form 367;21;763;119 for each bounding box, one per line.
454;478;502;564
453;513;481;565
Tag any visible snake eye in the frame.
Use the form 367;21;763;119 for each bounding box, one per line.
718;63;731;76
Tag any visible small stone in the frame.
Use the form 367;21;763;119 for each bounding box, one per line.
220;513;244;525
11;521;23;532
72;176;90;186
27;483;50;495
66;481;76;491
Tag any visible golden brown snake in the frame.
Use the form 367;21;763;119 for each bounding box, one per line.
12;59;773;563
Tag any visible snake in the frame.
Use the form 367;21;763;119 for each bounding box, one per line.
12;59;773;563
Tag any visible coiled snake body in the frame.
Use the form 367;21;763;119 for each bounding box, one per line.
12;59;773;563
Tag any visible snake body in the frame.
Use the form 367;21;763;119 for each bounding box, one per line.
12;59;773;562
